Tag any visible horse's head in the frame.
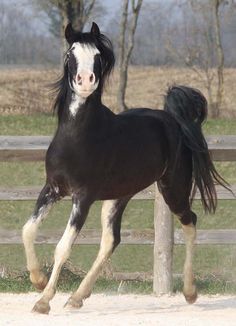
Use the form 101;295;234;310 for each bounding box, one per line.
64;22;115;99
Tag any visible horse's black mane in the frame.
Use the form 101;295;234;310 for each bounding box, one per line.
52;30;115;120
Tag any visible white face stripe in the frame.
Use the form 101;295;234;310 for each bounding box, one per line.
69;42;100;116
72;42;100;73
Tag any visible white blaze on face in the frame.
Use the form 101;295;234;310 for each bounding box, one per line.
71;42;100;98
68;42;100;117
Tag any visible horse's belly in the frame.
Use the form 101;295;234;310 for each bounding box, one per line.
95;164;161;200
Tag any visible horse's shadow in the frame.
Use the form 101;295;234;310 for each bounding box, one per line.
196;297;236;311
68;296;236;317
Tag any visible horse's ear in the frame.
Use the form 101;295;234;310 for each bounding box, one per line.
91;22;100;37
65;23;76;44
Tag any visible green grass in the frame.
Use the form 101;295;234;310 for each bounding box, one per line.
1;274;236;294
0;200;154;230
1;242;236;276
1;242;236;287
1;199;236;232
0;269;153;294
0;114;235;136
0;162;45;187
0;200;236;230
0;114;56;136
1;244;236;294
203;119;236;135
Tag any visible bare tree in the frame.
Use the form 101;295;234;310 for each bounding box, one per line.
213;0;224;118
167;0;229;118
131;2;172;66
167;2;215;112
58;0;97;54
32;0;102;58
0;2;60;65
190;0;227;117
117;0;143;112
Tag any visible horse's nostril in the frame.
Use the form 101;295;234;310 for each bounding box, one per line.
90;73;95;84
77;74;82;84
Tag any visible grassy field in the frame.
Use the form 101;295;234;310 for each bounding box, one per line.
0;66;236;294
0;66;236;117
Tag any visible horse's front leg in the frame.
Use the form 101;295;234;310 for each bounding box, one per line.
22;184;58;290
32;195;91;314
65;197;130;310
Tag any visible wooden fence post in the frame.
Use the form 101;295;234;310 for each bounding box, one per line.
153;184;174;295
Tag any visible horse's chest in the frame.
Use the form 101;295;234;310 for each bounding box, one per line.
46;139;105;181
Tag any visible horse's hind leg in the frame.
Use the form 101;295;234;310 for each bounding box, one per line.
158;170;197;304
22;184;58;290
65;197;130;310
180;212;197;304
163;197;197;303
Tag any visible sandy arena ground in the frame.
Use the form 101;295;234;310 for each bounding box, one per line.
1;293;236;326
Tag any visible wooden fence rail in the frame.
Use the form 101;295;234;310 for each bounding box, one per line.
0;135;236;294
0;135;236;162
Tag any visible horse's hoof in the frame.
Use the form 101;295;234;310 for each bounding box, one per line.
64;296;83;310
184;286;198;304
32;299;50;314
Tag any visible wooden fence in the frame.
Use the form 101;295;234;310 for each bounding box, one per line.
0;135;236;293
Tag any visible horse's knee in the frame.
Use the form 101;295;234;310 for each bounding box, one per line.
22;219;37;242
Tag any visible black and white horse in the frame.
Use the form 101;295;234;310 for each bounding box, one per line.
22;22;228;314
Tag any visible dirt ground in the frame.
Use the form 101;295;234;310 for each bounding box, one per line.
1;293;236;326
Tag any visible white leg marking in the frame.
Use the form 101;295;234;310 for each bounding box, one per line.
41;221;78;301
22;205;51;285
33;203;80;311
69;200;116;303
182;223;197;303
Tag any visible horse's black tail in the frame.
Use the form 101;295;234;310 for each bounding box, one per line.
164;85;230;213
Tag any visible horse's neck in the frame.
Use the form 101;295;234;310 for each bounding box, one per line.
68;93;86;117
58;90;104;132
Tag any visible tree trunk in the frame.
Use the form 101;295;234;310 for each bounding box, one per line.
60;9;69;65
212;0;224;118
58;0;97;67
117;0;143;112
117;0;129;112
